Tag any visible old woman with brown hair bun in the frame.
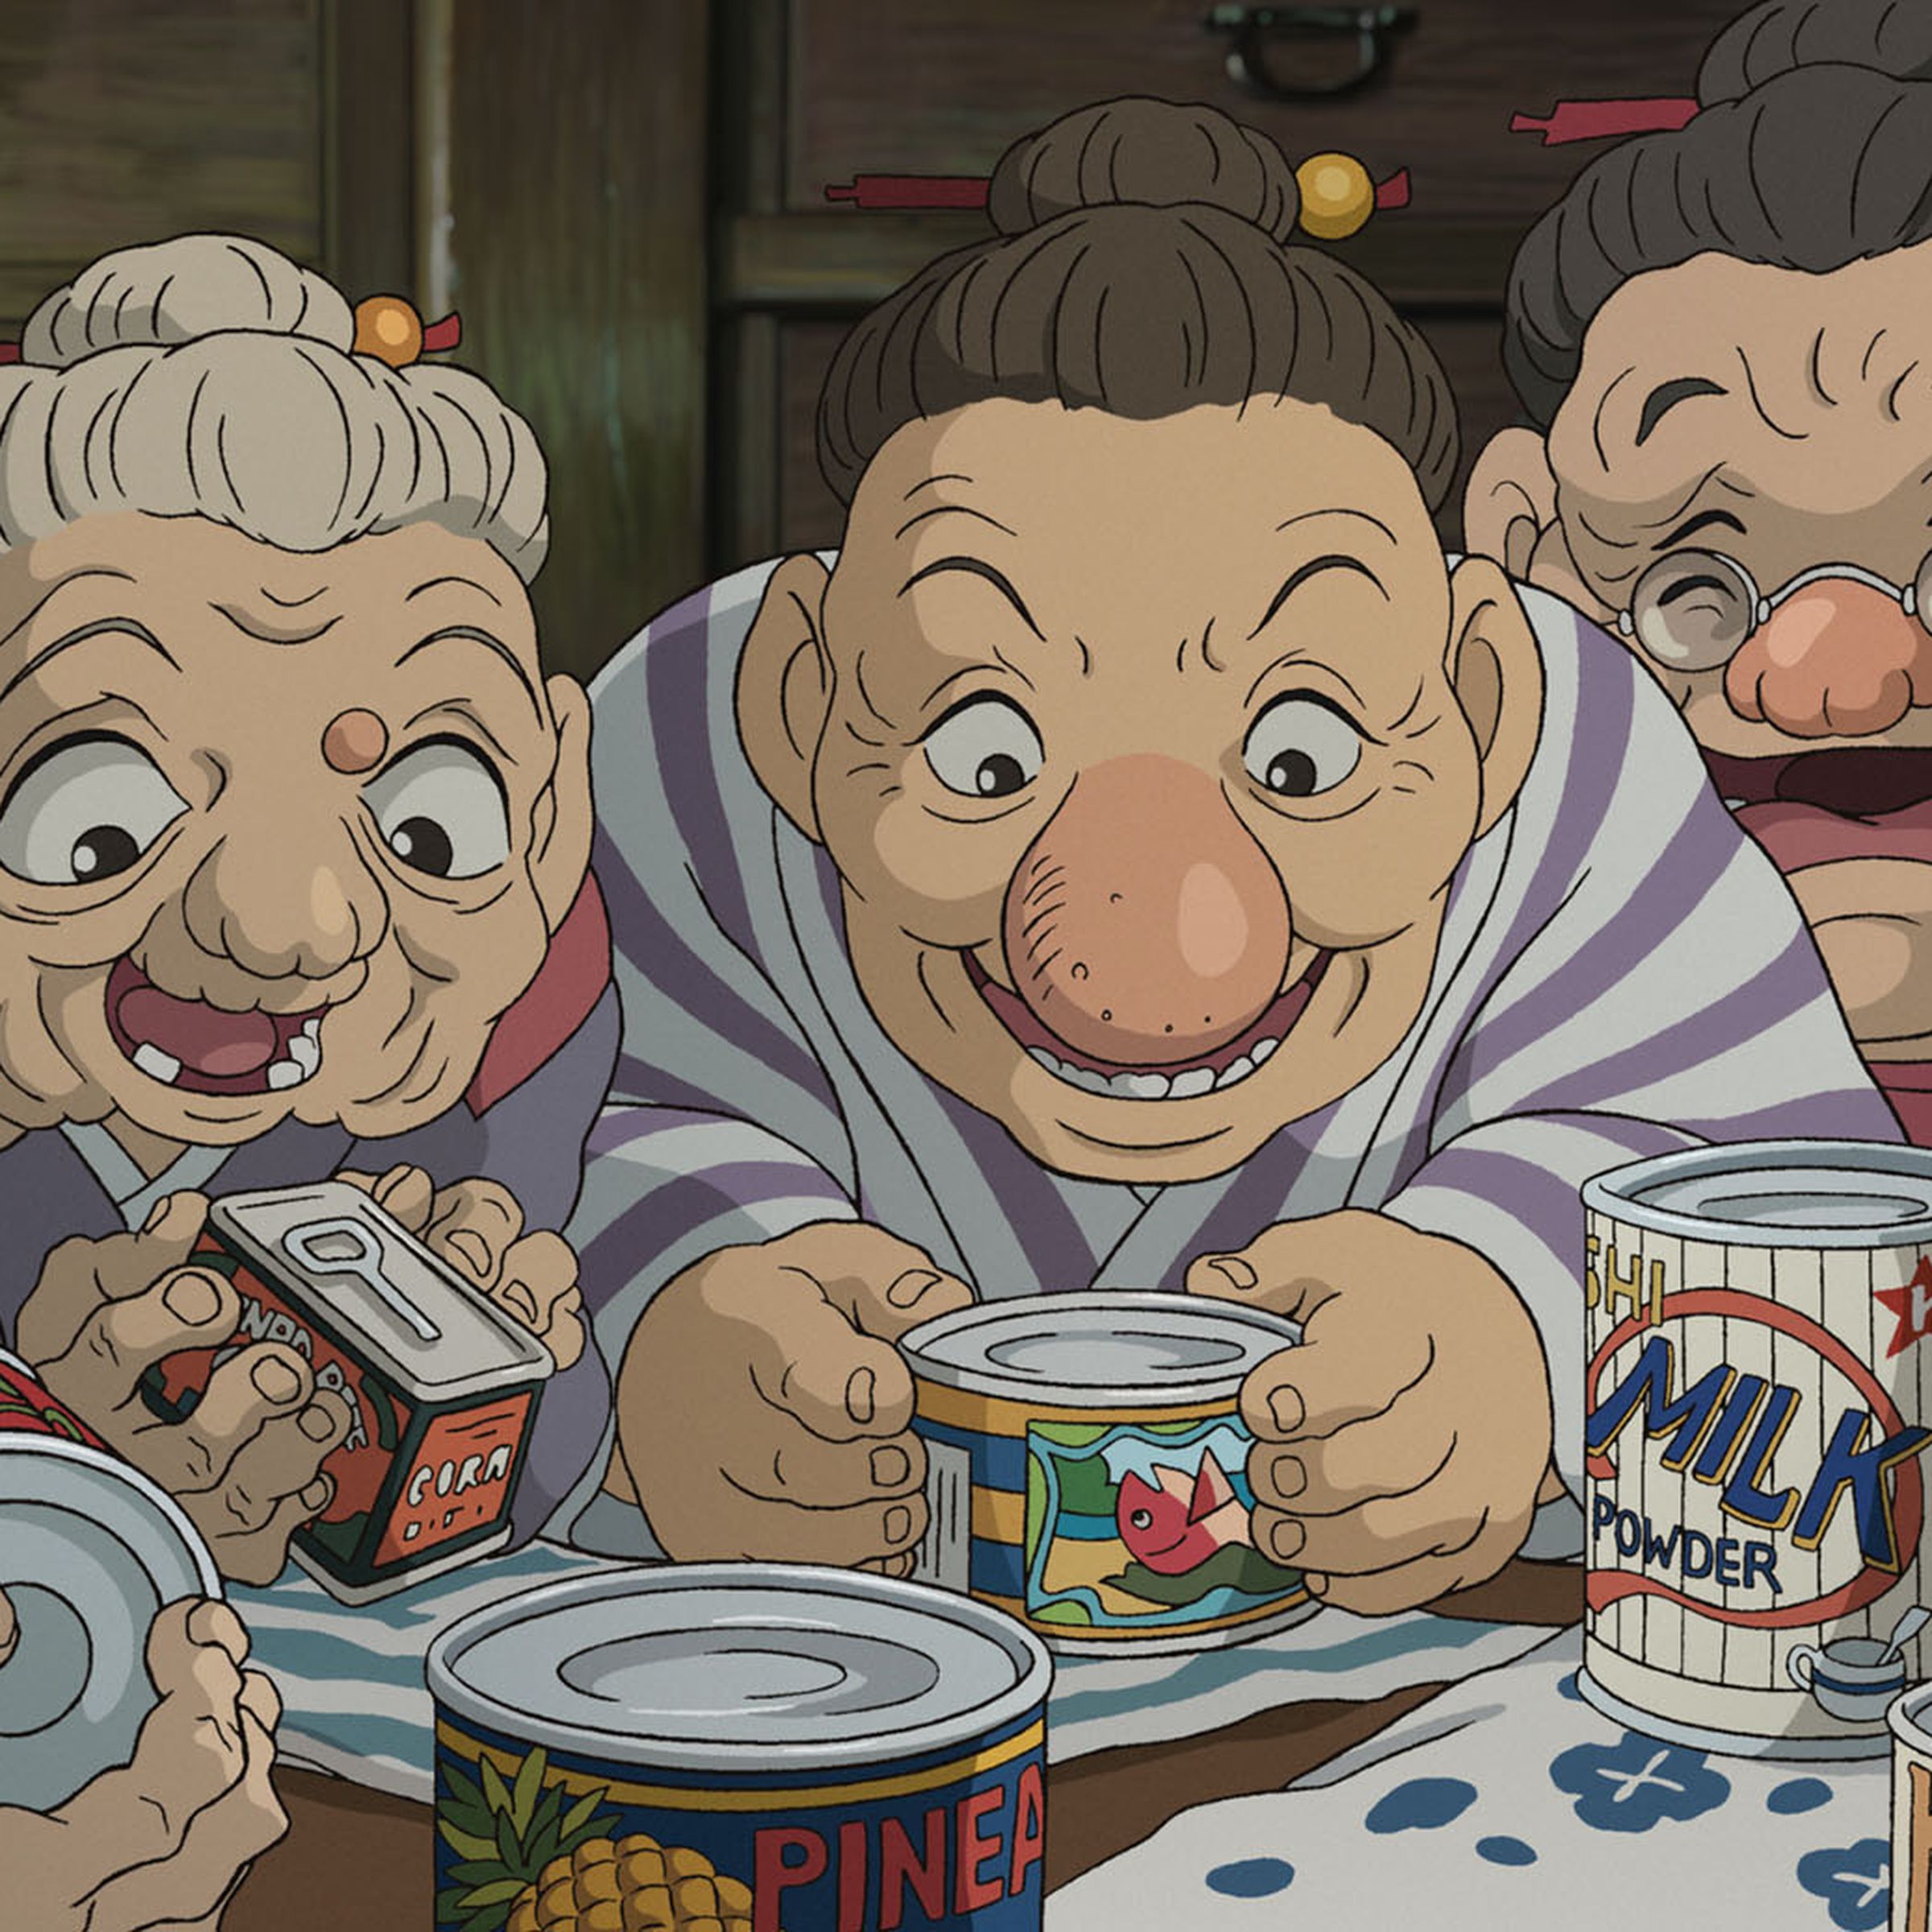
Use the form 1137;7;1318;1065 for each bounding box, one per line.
1468;0;1932;1140
577;96;1891;1614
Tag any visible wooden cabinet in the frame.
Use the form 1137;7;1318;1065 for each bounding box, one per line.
716;0;1744;570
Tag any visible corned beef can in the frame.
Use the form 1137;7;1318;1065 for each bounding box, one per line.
0;1346;221;1810
427;1564;1053;1932
1581;1141;1932;1757
144;1181;553;1604
901;1291;1313;1653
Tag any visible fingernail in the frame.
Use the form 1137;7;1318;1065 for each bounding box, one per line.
1204;1255;1258;1291
446;1230;493;1278
1304;1572;1329;1597
886;1269;943;1310
299;1402;336;1442
871;1445;910;1488
1267;1387;1304;1435
844;1366;877;1424
299;1476;333;1512
163;1271;224;1326
1270;1454;1306;1500
251;1356;302;1403
142;1193;174;1232
883;1505;913;1546
1269;1518;1305;1563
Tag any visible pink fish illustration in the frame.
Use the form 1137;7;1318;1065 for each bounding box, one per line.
1115;1447;1253;1575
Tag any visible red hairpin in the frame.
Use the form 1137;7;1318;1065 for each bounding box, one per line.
0;303;460;369
1509;97;1699;146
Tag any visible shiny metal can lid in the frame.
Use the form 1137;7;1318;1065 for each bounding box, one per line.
427;1563;1052;1771
1582;1140;1932;1248
899;1290;1300;1406
0;1425;220;1810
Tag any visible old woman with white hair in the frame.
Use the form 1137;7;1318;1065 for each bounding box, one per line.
0;228;618;1921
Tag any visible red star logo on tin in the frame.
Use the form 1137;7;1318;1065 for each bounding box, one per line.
1876;1257;1932;1360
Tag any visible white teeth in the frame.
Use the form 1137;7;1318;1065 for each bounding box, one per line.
1062;1064;1113;1094
1029;1047;1060;1074
1115;1071;1172;1100
1167;1067;1216;1099
299;1017;323;1042
1026;1034;1279;1100
133;1042;182;1084
1213;1055;1254;1090
288;1034;321;1075
1251;1037;1279;1063
266;1059;304;1090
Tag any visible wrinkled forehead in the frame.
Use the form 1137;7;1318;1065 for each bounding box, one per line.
832;397;1446;631
1549;248;1932;517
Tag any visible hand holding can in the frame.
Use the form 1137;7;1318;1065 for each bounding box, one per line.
16;1192;349;1584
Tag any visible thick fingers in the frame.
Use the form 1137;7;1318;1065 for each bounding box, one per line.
193;1472;334;1586
1238;1321;1435;1444
335;1163;437;1231
1251;1410;1455;1517
1309;1535;1523;1616
494;1231;584;1367
696;1489;928;1568
426;1179;525;1286
44;1265;241;1409
134;1344;316;1492
209;1391;352;1531
766;1223;975;1343
725;1428;927;1508
1256;1484;1493;1579
716;1274;919;1443
1184;1214;1384;1323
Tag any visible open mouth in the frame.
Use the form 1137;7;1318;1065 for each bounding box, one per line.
966;951;1331;1100
1707;747;1932;873
105;956;326;1098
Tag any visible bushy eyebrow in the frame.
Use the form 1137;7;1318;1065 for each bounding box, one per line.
1654;506;1748;551
898;555;1045;642
1635;376;1728;447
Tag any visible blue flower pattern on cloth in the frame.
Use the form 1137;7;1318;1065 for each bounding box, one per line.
1796;1839;1890;1930
1365;1778;1479;1833
1206;1857;1296;1897
1476;1835;1538;1867
1769;1778;1835;1816
1549;1734;1732;1833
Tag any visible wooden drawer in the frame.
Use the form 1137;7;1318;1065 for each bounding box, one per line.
755;310;1521;571
783;0;1740;225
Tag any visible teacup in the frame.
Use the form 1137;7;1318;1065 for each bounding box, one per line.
1788;1634;1909;1724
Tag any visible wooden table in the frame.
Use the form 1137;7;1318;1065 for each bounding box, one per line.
225;1559;1582;1930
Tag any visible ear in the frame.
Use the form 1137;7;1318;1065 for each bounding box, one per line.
737;552;835;844
1462;426;1608;621
1445;555;1545;841
531;673;594;931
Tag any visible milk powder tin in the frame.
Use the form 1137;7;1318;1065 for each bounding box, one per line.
0;1347;221;1810
144;1182;554;1603
427;1565;1052;1932
901;1291;1312;1653
1891;1684;1932;1930
1581;1141;1932;1757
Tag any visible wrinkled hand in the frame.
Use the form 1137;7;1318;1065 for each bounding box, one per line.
617;1221;975;1571
336;1166;584;1369
19;1195;349;1584
1187;1209;1552;1615
0;1592;286;1930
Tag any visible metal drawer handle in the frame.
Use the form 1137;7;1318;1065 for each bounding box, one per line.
1206;5;1417;101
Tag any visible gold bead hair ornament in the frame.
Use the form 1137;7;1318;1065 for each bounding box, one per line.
0;295;461;368
825;151;1411;243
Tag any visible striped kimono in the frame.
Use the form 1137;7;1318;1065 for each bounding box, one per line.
554;559;1898;1554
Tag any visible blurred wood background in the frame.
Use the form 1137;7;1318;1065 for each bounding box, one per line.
0;0;1744;684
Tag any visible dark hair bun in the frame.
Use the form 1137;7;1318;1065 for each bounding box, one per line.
986;97;1301;244
1698;0;1932;105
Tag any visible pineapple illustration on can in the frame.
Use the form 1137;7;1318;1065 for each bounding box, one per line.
427;1565;1053;1931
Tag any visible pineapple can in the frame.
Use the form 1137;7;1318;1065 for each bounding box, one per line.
427;1565;1053;1932
900;1292;1313;1655
0;1346;221;1811
1581;1141;1932;1757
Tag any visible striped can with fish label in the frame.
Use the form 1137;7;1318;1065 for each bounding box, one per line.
902;1292;1312;1653
1582;1141;1932;1757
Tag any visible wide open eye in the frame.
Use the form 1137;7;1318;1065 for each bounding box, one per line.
0;735;188;886
1241;695;1364;799
361;739;510;880
921;695;1044;799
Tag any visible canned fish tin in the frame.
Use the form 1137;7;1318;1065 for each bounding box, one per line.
901;1291;1311;1653
1581;1141;1932;1757
0;1347;221;1811
427;1565;1052;1932
145;1181;554;1603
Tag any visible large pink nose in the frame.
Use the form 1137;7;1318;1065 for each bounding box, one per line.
1001;755;1291;1066
1724;583;1932;738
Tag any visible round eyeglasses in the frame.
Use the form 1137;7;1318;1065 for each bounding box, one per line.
1619;551;1932;672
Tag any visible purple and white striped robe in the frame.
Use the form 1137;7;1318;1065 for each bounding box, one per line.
556;560;1898;1557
